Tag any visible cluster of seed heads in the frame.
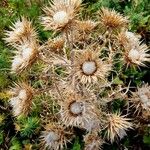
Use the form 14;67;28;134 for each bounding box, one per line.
4;0;150;150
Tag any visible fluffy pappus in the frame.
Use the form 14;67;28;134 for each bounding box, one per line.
117;31;141;47
117;31;150;67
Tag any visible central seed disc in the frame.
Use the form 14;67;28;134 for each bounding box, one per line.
128;49;140;61
46;131;60;142
53;11;69;24
82;61;96;75
70;102;83;115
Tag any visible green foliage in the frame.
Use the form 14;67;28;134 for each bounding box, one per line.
112;99;126;112
143;126;150;145
0;131;4;145
0;114;5;126
17;116;40;137
143;135;150;145
72;137;81;150
123;67;147;86
9;137;22;150
0;73;10;90
124;0;150;31
113;77;124;85
87;0;126;13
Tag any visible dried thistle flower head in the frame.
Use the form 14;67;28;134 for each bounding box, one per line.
105;113;133;143
99;7;128;31
11;41;39;73
45;36;65;53
73;49;111;84
130;84;150;115
118;31;141;47
4;17;37;45
84;132;104;150
60;90;100;131
41;0;81;31
75;20;98;32
117;31;150;67
72;20;98;42
9;82;34;116
124;42;150;67
40;123;73;150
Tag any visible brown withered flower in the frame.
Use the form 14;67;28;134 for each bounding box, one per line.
59;89;100;131
41;0;82;32
123;43;150;67
9;82;34;116
75;20;98;33
105;112;133;143
4;17;37;46
11;41;39;73
73;49;111;84
40;123;73;150
129;84;150;115
84;132;104;150
99;7;128;31
45;36;65;53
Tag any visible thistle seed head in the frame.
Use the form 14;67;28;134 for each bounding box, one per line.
9;82;34;116
130;84;150;114
60;90;100;130
41;123;73;150
99;7;128;31
105;113;133;143
73;49;111;84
